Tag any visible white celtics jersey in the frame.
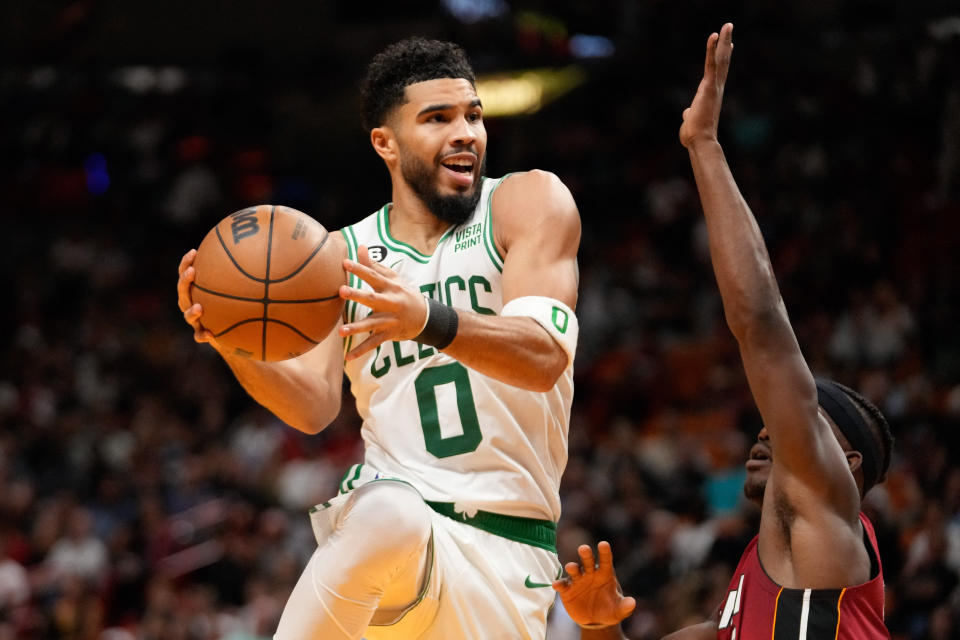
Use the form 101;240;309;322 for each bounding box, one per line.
340;175;573;522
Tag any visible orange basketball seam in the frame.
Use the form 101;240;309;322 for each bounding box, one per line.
268;228;331;283
262;205;276;360
192;283;340;303
213;317;321;344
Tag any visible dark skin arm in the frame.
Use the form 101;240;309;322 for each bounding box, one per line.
679;24;869;588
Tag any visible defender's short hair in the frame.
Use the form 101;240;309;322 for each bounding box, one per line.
359;37;476;131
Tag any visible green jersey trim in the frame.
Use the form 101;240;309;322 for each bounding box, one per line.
376;205;454;263
426;500;557;553
338;463;364;494
483;175;510;272
341;225;361;354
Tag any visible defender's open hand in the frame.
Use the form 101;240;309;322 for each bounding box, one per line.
553;541;636;628
680;22;734;149
339;245;429;361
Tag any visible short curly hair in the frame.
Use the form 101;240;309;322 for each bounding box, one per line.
359;37;476;131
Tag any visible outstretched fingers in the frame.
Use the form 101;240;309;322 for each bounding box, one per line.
618;595;638;618
577;544;597;574
344;258;388;291
716;23;734;84
564;561;583;580
596;540;615;573
704;31;719;79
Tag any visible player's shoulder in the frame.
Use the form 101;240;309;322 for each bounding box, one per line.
495;169;570;199
492;170;579;226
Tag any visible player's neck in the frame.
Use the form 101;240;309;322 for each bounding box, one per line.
387;192;452;255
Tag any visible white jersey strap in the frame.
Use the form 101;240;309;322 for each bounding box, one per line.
500;296;578;369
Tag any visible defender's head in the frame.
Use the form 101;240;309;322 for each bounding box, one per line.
743;379;894;505
360;37;486;225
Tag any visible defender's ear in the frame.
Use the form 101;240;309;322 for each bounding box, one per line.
845;450;863;475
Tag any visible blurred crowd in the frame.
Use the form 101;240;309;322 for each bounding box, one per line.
3;1;960;639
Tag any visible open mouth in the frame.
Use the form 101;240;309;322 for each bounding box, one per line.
442;160;474;174
439;153;477;187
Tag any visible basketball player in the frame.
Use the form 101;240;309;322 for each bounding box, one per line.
552;23;893;640
177;38;580;639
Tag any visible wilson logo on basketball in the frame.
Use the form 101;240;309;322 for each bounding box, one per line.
231;209;260;244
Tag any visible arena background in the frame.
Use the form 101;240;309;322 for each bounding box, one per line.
3;1;959;638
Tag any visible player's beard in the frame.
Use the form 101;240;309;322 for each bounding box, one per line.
401;149;485;226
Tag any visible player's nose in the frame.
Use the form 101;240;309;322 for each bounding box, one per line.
449;116;477;146
757;426;770;442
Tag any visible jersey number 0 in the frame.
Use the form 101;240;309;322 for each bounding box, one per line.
414;362;483;458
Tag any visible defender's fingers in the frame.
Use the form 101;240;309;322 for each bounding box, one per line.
578;545;597;573
704;32;719;77
618;596;637;618
717;23;734;83
564;561;582;579
596;541;615;572
722;22;734;45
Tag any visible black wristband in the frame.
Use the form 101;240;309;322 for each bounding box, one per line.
415;298;459;349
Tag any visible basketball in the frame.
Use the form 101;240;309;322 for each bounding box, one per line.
191;205;346;361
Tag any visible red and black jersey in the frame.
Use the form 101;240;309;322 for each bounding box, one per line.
715;513;888;640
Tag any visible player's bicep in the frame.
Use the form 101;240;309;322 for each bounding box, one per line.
739;336;851;492
496;171;581;307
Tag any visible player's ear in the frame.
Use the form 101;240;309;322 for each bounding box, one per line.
370;126;398;164
845;450;863;475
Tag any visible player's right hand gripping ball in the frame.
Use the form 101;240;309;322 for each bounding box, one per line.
191;205;346;361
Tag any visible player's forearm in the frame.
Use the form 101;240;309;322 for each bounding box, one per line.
441;313;567;391
687;139;792;343
218;349;341;433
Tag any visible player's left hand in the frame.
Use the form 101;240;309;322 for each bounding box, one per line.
553;541;636;629
339;245;429;361
680;22;734;149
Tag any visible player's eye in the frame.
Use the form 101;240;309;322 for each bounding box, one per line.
468;112;482;123
427;113;448;123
